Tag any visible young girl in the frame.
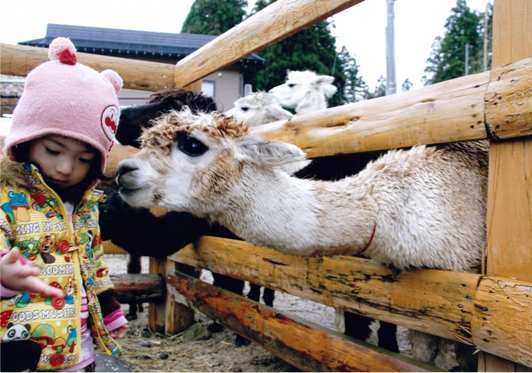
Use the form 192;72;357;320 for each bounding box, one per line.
0;37;127;371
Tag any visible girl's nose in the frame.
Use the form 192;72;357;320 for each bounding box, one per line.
56;157;73;176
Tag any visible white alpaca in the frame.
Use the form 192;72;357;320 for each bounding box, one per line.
117;110;487;369
269;70;337;114
225;92;293;126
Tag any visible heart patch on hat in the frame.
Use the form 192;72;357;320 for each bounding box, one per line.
101;105;120;141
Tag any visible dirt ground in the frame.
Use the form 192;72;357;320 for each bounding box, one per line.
103;254;410;372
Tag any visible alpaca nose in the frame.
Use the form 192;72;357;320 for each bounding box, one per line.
117;163;138;177
116;160;140;187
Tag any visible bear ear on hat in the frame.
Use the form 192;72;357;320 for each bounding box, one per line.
100;69;123;95
48;37;77;65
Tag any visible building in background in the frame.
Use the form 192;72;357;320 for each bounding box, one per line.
2;23;264;112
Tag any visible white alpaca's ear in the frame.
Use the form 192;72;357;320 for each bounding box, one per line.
279;159;311;175
237;139;306;167
265;104;293;121
315;75;337;98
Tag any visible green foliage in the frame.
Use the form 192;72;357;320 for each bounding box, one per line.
250;0;348;105
338;47;366;103
181;0;247;35
423;0;491;84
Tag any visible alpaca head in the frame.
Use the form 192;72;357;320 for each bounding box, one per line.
268;70;337;112
117;109;307;215
225;92;293;126
117;89;217;148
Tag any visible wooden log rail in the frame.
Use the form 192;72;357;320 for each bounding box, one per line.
167;271;435;372
165;236;532;368
110;273;164;304
2;51;532;171
172;0;363;87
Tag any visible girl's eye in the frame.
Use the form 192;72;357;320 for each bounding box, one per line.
79;158;93;164
176;133;208;157
45;147;60;155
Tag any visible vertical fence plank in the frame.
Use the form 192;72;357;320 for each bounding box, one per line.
164;260;195;334
481;0;532;370
148;257;167;333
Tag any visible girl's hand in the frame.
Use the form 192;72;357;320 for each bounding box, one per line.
0;248;64;298
109;325;128;339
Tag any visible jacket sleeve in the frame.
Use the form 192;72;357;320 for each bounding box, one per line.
91;206;114;296
0;209;13;251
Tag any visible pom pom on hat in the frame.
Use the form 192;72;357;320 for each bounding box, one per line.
100;69;123;95
48;37;77;65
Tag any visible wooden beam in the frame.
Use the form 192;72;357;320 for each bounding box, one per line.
148;257;167;333
0;43;176;91
253;57;532;158
485;58;532;139
168;236;532;367
173;0;364;87
110;273;164;304
167;271;433;372
164;260;194;334
482;1;532;370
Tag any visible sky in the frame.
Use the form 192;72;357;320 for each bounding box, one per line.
0;0;490;89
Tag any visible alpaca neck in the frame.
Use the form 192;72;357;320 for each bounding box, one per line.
295;90;328;114
214;169;377;256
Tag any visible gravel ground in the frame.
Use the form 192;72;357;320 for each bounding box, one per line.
103;254;412;372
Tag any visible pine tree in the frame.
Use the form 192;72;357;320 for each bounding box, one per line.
181;0;247;35
363;76;387;99
338;46;366;103
250;0;347;105
423;0;483;84
401;78;413;92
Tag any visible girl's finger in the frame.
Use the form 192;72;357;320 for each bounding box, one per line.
18;266;41;278
4;249;20;264
25;277;64;298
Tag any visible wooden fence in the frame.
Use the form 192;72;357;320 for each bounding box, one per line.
1;0;531;371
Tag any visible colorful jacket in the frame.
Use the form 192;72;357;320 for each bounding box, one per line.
0;159;121;370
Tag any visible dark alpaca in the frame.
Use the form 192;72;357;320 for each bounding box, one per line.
100;89;272;345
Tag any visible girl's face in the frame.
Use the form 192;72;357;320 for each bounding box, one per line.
28;135;97;189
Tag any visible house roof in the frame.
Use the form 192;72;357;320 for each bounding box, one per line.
20;24;264;66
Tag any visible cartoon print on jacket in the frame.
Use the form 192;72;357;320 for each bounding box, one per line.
1;191;30;224
3;322;31;341
39;234;56;264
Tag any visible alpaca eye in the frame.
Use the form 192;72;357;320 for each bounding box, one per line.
176;133;208;157
241;106;249;112
287;83;296;88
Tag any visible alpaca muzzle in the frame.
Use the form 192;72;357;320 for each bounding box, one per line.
116;160;142;193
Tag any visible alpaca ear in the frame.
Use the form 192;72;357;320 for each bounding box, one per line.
265;104;293;121
238;139;306;167
315;75;337;98
279;159;311;174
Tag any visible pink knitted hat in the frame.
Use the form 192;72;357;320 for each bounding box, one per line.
4;37;123;173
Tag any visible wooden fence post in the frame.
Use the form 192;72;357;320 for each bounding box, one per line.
164;260;195;334
479;0;532;371
147;257;167;333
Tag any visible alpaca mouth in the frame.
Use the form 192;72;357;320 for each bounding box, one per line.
118;186;143;195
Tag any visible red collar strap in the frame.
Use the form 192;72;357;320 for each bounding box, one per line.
358;222;377;256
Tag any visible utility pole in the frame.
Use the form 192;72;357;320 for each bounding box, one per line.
385;0;397;95
465;43;470;75
482;2;490;71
